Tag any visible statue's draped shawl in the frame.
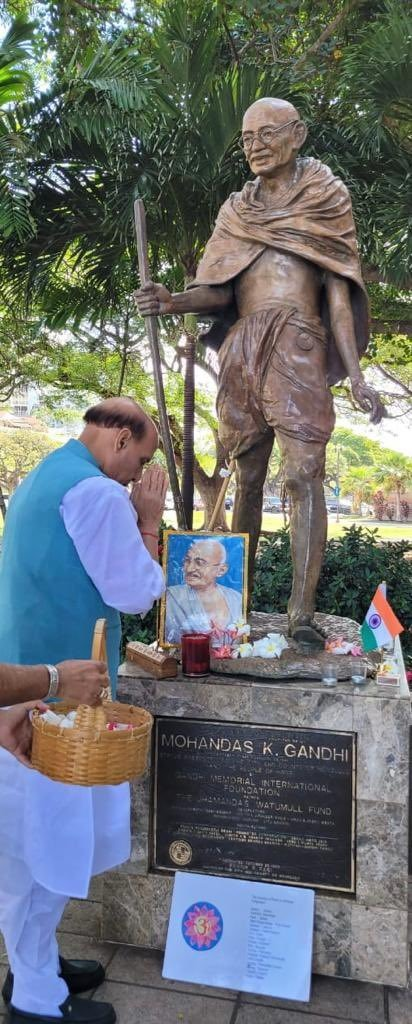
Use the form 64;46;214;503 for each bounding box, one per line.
191;158;369;386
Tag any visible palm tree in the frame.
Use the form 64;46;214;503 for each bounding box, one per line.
1;0;411;527
1;3;292;525
0;17;35;239
340;465;377;516
373;452;412;521
338;0;412;286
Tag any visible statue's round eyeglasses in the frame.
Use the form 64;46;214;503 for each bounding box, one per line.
239;120;299;153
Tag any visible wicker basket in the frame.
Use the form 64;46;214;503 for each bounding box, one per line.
31;619;153;786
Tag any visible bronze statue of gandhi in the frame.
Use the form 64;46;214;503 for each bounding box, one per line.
135;98;384;648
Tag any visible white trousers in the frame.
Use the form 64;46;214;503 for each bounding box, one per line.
0;852;69;1015
0;747;131;1016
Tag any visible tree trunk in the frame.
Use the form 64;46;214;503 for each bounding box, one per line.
195;471;227;530
195;430;229;530
180;261;198;529
0;485;7;521
169;415;228;531
353;491;362;515
181;327;196;530
117;317;129;395
395;486;402;521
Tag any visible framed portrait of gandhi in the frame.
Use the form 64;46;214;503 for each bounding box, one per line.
159;531;249;647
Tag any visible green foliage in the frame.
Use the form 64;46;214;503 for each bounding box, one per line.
337;2;412;284
324;431;412;518
326;427;381;489
0;16;34;103
0;0;409;474
252;525;412;665
0;17;36;239
330;428;380;466
120;606;158;654
339;1;412;156
340;465;376;512
0;427;59;492
373;451;412;517
364;327;412;409
368;284;411;322
3;0;410;319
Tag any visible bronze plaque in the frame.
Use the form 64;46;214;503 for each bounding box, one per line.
153;718;356;892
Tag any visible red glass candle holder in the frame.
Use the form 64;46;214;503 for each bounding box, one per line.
181;632;210;677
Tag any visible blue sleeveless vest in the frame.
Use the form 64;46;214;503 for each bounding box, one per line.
0;439;121;692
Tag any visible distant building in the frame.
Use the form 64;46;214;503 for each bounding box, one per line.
10;385;39;418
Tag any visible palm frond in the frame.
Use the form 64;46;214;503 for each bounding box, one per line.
339;1;412;156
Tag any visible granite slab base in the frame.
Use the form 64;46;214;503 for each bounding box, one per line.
211;612;378;680
102;635;410;988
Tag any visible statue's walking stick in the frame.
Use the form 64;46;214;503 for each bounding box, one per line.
134;199;187;531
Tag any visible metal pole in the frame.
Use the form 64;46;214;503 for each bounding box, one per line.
133;199;187;531
336;445;340;524
182;335;195;530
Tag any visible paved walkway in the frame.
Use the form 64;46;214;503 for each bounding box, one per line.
0;881;410;1024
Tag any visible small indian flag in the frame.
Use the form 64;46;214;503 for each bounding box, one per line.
360;583;404;652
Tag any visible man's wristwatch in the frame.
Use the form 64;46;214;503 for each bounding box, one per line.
44;664;60;700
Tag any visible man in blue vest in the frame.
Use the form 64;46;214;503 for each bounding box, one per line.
0;397;167;1024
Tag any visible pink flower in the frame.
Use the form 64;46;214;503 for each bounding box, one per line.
325;636;344;652
212;644;233;659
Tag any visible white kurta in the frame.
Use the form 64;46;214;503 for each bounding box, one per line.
0;469;165;1012
60;476;165;614
0;747;131;897
0;475;165;898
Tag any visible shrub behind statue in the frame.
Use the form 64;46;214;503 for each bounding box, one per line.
252;525;412;667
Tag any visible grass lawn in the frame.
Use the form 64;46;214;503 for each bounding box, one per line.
1;511;410;543
162;510;412;542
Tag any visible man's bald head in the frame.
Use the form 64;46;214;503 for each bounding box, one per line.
243;97;300;128
80;396;159;485
84;397;155;441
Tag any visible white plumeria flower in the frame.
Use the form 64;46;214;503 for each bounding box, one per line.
266;633;289;653
251;639;271;658
252;634;288;659
237;642;254;658
227;619;251;636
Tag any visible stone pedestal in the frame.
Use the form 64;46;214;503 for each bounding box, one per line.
103;637;410;987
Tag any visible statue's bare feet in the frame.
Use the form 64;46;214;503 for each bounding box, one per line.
289;618;326;651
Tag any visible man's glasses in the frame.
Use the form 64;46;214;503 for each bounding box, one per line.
239;120;299;153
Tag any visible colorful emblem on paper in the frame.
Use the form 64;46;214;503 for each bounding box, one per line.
181;901;223;951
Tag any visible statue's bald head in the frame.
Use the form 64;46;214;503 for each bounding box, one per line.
241;97;306;178
243;97;300;128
